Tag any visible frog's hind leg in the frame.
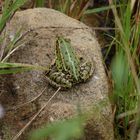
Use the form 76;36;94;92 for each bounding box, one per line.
45;72;72;89
80;61;95;82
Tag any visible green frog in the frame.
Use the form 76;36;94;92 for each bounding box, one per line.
45;37;94;89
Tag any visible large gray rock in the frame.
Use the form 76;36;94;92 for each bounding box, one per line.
0;8;114;140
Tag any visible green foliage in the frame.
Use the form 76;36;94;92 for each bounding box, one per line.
109;0;140;139
0;62;48;74
84;5;117;14
35;0;45;7
0;0;27;32
48;0;90;20
0;0;49;75
29;117;84;140
0;0;27;65
0;28;23;62
48;0;121;20
111;52;137;136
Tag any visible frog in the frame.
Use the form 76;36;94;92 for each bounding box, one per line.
45;36;94;89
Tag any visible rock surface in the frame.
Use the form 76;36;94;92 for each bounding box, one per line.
0;8;114;140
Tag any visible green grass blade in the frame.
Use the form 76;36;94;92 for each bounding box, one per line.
0;62;48;74
5;28;22;54
84;5;124;15
35;0;45;7
0;0;27;32
123;3;131;43
84;5;114;14
0;67;31;74
62;0;70;13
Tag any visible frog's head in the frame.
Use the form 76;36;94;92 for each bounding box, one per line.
56;36;71;45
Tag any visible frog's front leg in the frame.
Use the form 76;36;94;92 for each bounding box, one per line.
45;72;72;89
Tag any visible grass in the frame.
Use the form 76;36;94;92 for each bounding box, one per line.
0;0;26;62
46;0;90;20
109;0;140;139
0;0;140;140
0;0;27;33
29;117;84;140
0;0;49;74
35;0;45;7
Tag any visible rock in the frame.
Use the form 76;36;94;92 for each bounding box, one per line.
0;8;114;140
137;131;140;140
